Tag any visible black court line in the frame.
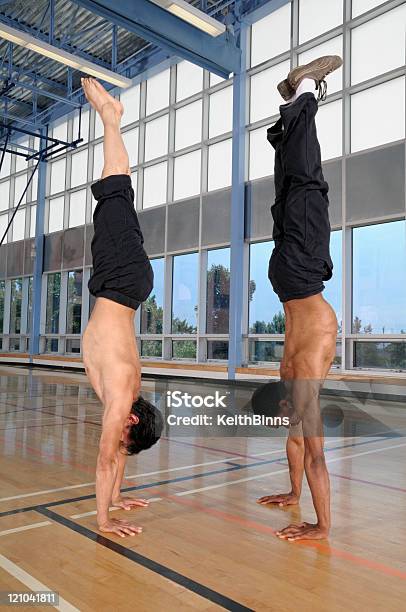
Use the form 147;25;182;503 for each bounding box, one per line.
36;507;253;612
0;434;402;519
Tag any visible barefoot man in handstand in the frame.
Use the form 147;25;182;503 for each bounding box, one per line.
81;77;163;538
253;57;342;541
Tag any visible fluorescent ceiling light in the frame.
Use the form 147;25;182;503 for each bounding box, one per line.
0;22;132;88
152;0;226;37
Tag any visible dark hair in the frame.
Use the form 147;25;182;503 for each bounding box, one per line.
251;381;286;419
124;396;163;455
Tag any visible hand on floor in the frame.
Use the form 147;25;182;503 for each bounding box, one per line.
98;517;142;537
112;495;149;510
257;492;299;507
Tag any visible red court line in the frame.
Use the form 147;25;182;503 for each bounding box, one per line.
165;495;406;581
162;437;263;461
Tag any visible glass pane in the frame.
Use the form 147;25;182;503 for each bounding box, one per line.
316;100;342;161
208;140;232;191
0;280;5;333
249;125;275;181
66;338;81;354
93;142;104;180
52;120;67;142
353;221;406;334
249;340;284;363
0;212;8;244
50;159;66;195
73;108;90;144
141;340;162;358
172;252;198;333
352;0;385;17
69;189;86;228
351;78;405;153
175;100;202;151
249;241;284;333
209;87;233;138
27;276;33;334
250;61;290;123
210;72;225;87
143;162;167;209
70;149;88;188
176;61;203;101
48;196;64;233
9;278;23;334
207;340;228;360
130;171;138;208
9;337;21;352
146;69;170;116
206;248;230;334
30;205;36;237
0;180;10;210
30;168;38;203
351;6;406;85
299;36;343;94
46;273;61;334
94;110;104;139
299;0;343;44
121;128;139;167
15;138;29;172
66;270;83;334
354;341;406;370
12;208;25;242
323;230;342;330
144;115;169;162
141;258;164;334
0;152;11;179
251;4;291;67
172;340;197;360
174;150;201;200
120;84;140;125
44;337;59;353
15;173;27;205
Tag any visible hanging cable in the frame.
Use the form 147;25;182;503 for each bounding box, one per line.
0;157;41;247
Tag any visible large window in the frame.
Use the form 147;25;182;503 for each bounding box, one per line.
354;341;406;371
176;61;203;101
172;252;198;334
175;101;202;151
249;242;285;334
353;221;406;334
66;270;83;334
48;196;64;233
174;151;201;201
299;0;343;44
141;258;164;334
9;278;22;334
209;87;233;138
45;273;61;334
144;115;168;162
146;69;170;115
27;277;33;334
206;248;230;334
299;36;343;94
250;61;290;123
143;162;167;209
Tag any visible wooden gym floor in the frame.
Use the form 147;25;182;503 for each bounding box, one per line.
0;366;406;611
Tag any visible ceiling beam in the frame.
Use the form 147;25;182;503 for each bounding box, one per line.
72;0;241;78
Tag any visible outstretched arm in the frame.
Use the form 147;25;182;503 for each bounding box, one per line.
257;427;304;506
111;451;149;510
96;394;142;537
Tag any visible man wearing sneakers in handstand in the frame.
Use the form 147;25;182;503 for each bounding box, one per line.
253;56;342;541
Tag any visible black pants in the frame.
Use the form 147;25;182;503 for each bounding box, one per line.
267;93;333;303
88;174;153;311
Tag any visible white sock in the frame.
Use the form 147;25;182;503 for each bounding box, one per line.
292;77;317;102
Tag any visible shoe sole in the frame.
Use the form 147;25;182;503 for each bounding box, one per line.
288;55;343;89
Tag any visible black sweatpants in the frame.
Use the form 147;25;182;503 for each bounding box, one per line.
267;93;333;303
88;174;153;311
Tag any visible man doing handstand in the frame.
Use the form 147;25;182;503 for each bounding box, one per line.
81;78;163;538
253;56;342;541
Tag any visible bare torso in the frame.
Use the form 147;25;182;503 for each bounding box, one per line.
82;297;141;404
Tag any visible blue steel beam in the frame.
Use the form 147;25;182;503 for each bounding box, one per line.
29;131;47;358
72;0;240;79
228;17;247;379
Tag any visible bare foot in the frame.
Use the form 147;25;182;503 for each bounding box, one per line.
81;77;123;124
